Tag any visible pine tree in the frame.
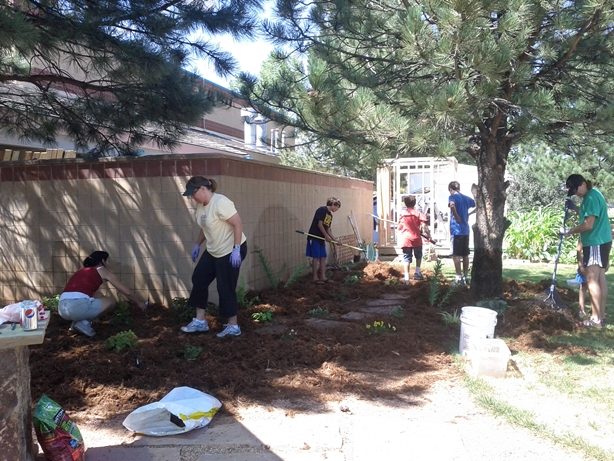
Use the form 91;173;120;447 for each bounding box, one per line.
0;0;261;155
241;0;614;298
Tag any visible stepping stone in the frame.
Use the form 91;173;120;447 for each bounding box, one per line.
381;294;410;300
366;299;403;307
304;318;350;329
340;312;367;320
358;306;396;315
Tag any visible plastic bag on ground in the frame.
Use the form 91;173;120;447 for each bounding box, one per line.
33;394;86;461
122;386;222;436
0;300;46;325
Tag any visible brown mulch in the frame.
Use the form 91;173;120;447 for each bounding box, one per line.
29;260;584;418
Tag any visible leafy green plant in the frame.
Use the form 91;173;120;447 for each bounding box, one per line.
428;260;443;306
112;301;132;325
389;305;405;319
284;261;307;288
438;284;459;307
170;297;194;324
505;207;577;263
252;309;273;323
384;277;400;286
236;279;260;309
332;290;348;302
343;274;360;286
439;309;460;326
42;294;60;312
281;329;298;340
366;320;396;335
307;306;332;318
254;246;283;287
183;344;203;360
476;299;509;316
106;330;138;352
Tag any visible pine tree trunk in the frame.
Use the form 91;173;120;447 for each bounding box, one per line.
470;138;510;298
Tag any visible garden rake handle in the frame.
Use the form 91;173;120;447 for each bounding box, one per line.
547;202;571;299
295;230;365;252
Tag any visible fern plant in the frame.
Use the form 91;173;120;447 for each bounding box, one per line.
428;260;443;306
254;246;307;289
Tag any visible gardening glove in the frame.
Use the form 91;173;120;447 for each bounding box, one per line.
230;245;242;268
565;198;576;211
191;243;201;262
559;226;569;236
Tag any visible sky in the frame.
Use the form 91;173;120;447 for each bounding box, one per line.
189;34;275;89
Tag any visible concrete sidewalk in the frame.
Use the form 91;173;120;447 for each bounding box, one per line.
77;381;587;461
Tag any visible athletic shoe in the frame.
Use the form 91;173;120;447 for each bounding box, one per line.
413;273;424;281
71;320;95;338
581;319;604;328
463;276;470;285
216;324;241;338
451;278;465;287
181;318;210;333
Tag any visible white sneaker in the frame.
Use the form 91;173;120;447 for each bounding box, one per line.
451;277;465;287
216;324;241;338
71;320;95;338
181;318;209;333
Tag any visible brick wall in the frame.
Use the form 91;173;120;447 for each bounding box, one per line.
0;155;372;306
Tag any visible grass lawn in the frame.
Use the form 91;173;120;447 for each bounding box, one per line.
463;259;614;461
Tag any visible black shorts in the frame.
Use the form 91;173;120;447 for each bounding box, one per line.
451;235;470;257
582;242;612;269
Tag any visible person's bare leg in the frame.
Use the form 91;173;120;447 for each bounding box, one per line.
452;256;462;277
598;269;607;321
579;284;587;316
312;258;319;282
319;257;327;281
403;261;410;281
227;314;238;326
586;265;604;322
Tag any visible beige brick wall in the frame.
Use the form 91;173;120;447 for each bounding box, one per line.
0;155;372;306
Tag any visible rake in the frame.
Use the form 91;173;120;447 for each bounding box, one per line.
295;230;365;252
541;198;572;309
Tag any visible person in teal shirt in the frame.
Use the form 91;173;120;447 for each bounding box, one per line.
561;174;612;327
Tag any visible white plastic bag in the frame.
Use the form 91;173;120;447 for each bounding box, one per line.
0;300;45;325
122;386;222;436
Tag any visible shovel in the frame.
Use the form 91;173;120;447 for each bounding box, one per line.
295;230;365;252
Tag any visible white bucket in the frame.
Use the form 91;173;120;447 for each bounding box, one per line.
459;306;498;356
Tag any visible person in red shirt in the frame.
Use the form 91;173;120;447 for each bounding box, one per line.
58;251;147;337
397;196;431;283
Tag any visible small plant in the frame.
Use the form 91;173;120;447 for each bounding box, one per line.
106;330;138;352
476;299;509;316
284;261;307;288
183;344;203;360
112;301;132;325
389;305;405;319
438;283;459;307
366;320;396;335
332;290;348;302
343;275;360;286
439;309;461;326
384;277;400;286
253;246;285;289
307;306;332;318
252;309;273;323
42;294;60;312
281;329;298;340
236;279;260;309
428;260;443;306
170;297;195;324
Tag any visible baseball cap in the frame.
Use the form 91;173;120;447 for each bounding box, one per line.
565;174;585;197
182;178;211;196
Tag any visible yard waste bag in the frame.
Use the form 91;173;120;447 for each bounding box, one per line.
122;386;222;436
33;394;86;461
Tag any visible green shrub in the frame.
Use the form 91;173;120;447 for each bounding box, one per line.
439;309;460;326
389;305;405;319
252;309;273;323
307;306;332;318
170;297;195;324
343;275;360;286
112;301;131;325
183;344;203;360
505;208;577;264
236;280;260;309
106;330;138;352
42;295;60;312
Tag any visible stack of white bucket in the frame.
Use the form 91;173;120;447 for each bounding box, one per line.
459;306;510;377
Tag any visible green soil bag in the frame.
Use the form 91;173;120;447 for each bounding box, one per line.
33;394;85;461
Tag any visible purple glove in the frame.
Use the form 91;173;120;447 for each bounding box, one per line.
191;243;201;262
230;245;242;268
